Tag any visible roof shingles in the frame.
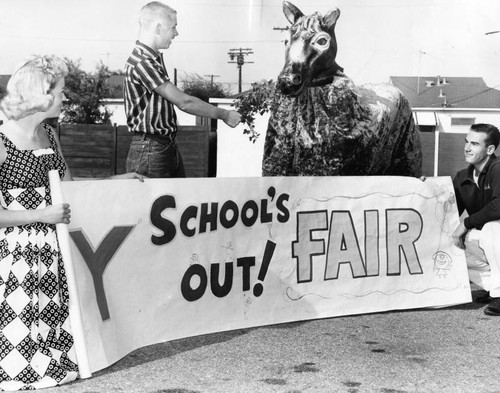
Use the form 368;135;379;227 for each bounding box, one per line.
390;76;500;109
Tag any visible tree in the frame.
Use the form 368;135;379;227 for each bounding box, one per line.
180;73;231;102
62;59;113;124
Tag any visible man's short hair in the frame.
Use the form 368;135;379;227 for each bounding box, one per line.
139;2;176;28
471;123;500;150
0;55;68;120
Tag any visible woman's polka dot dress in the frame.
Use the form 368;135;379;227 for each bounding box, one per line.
0;123;78;391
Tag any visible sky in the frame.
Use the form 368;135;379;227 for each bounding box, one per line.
1;0;500;94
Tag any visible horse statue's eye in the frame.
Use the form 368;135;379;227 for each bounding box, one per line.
311;33;331;51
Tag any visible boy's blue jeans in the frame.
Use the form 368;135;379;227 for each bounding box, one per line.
126;133;186;178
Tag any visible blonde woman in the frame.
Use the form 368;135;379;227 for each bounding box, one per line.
0;55;141;390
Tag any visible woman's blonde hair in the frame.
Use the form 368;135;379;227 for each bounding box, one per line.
0;55;68;120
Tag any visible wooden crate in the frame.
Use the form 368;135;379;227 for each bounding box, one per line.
116;125;133;175
59;123;211;178
59;124;115;178
438;133;466;177
419;131;436;177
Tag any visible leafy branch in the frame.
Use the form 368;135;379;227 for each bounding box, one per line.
233;80;276;143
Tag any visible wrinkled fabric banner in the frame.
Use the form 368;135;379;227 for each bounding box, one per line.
61;176;471;372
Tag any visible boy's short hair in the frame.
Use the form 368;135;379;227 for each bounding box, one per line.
471;123;500;150
0;55;68;120
139;1;176;28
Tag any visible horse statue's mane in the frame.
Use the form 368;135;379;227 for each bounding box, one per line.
262;1;422;177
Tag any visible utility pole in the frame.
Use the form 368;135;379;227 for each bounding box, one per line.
100;52;112;66
204;74;220;88
417;50;426;95
273;26;290;45
227;48;254;93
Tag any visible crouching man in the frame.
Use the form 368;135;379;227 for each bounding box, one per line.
452;123;500;315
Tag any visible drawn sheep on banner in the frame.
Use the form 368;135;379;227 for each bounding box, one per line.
262;1;422;176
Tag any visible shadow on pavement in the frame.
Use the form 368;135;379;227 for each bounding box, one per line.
93;328;251;376
446;289;490;310
73;289;491;382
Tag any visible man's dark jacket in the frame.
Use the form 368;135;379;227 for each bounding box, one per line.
453;154;500;230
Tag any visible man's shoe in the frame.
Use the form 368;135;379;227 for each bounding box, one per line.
475;292;493;304
484;298;500;316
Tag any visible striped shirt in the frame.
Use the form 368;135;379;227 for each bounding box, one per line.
124;41;178;136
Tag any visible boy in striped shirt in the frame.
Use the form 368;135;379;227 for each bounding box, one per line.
124;1;241;178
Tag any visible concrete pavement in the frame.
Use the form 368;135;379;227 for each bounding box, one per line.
43;289;500;393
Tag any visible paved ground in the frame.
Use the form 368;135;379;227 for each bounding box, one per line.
42;289;499;393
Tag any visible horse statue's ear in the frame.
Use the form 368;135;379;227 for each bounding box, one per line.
283;1;304;25
322;8;340;33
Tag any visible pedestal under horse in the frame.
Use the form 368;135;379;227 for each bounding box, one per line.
262;1;422;177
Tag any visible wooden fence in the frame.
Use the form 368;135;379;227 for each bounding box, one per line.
56;119;215;178
54;123;473;179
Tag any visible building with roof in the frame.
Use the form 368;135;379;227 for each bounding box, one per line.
391;76;500;176
390;76;500;133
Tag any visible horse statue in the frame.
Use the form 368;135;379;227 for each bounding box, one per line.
262;1;422;177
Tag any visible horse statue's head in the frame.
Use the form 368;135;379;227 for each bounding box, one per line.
277;1;344;97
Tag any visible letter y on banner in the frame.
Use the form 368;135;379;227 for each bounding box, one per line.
49;170;92;379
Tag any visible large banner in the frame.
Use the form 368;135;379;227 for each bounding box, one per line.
61;176;471;372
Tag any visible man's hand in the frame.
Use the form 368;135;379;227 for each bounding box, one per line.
223;110;242;128
452;221;468;249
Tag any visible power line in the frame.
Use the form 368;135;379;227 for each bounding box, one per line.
170;0;471;8
178;40;281;44
273;26;290;45
5;34;132;43
447;83;500;106
204;74;220;87
3;34;282;45
227;48;254;94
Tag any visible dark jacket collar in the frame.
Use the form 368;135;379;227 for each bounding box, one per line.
463;153;497;183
